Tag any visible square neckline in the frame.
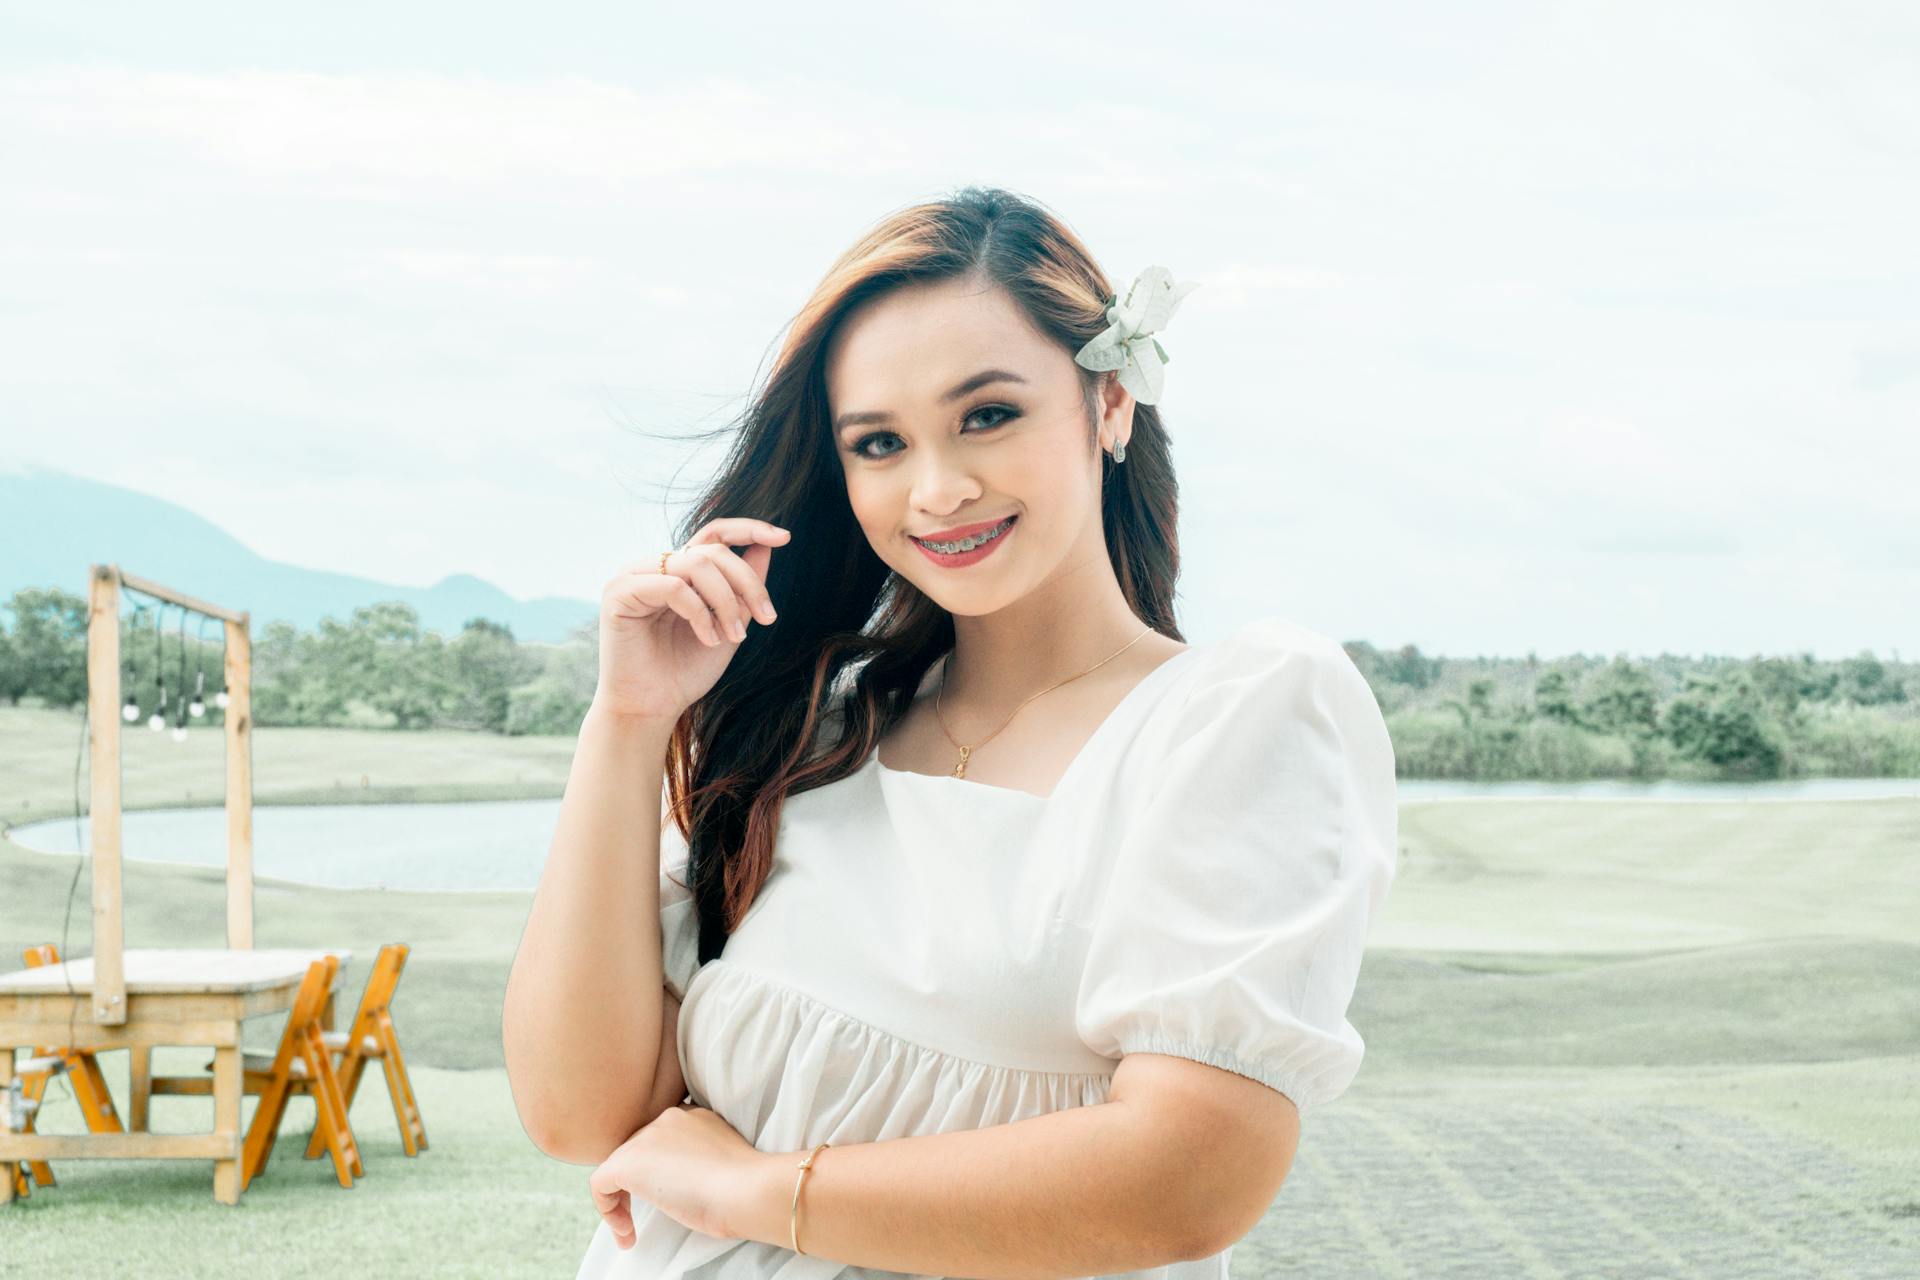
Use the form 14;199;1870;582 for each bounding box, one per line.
870;642;1203;803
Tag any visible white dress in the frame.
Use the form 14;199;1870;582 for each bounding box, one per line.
576;616;1399;1280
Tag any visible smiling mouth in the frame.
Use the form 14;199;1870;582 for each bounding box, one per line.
911;515;1017;555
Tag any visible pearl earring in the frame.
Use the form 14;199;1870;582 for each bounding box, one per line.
1112;439;1127;463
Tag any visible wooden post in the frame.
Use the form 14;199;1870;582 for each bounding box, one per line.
76;566;254;1019
0;1026;15;1204
87;565;127;1026
211;1043;243;1205
224;616;253;950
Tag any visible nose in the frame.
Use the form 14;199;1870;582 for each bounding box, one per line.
906;447;982;518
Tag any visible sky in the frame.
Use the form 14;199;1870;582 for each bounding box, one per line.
2;1;1915;660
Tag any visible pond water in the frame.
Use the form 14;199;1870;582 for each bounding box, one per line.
9;778;1918;893
8;801;563;893
1397;777;1920;802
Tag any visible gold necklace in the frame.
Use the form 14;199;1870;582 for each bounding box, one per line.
932;626;1156;779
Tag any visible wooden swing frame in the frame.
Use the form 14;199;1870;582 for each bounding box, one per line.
85;562;256;1022
1;566;357;1205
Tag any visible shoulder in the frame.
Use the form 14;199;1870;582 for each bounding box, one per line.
1178;616;1380;727
1143;617;1397;871
1151;616;1394;795
1200;616;1355;672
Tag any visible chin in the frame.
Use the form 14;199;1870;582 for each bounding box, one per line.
899;567;1020;617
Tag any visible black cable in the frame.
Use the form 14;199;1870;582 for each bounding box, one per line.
174;605;189;733
150;602;165;728
121;604;144;723
30;585;224;1139
193;613;211;718
37;678;93;1121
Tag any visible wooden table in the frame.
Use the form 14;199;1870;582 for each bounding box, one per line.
1;947;352;1206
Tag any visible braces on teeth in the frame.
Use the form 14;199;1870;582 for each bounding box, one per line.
920;518;1011;554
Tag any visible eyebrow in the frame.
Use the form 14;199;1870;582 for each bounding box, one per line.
833;369;1030;436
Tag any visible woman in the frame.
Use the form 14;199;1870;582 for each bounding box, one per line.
503;185;1399;1279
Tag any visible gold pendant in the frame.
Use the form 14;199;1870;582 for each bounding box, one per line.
952;745;972;779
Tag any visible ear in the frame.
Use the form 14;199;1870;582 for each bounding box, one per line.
1095;372;1137;456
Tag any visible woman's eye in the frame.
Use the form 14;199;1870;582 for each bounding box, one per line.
850;404;1018;460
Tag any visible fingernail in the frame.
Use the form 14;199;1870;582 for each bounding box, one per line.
731;619;746;641
759;602;777;623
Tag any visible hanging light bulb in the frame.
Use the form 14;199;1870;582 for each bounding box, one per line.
190;614;210;716
122;604;144;722
215;682;230;710
151;605;167;731
172;606;191;741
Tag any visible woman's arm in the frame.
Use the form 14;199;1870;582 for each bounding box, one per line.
504;699;678;1163
731;1079;1255;1280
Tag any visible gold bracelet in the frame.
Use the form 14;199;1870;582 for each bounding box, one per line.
790;1141;831;1255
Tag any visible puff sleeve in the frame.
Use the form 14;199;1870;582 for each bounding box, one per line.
1073;623;1398;1117
657;799;703;1003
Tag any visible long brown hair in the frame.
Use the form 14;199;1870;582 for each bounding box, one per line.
660;184;1184;971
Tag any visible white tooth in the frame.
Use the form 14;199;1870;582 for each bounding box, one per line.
925;519;1009;554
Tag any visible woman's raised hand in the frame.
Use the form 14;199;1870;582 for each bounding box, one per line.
593;518;790;724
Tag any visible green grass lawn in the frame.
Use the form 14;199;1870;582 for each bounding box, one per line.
3;706;1917;1277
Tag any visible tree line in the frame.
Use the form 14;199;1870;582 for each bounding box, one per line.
0;588;595;736
4;588;1916;778
1343;641;1918;779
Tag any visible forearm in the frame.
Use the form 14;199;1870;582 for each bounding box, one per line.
504;699;676;1160
738;1098;1211;1280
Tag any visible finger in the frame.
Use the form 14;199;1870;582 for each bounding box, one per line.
622;523;784;581
661;576;723;647
681;556;748;643
596;1188;633;1226
696;542;779;626
605;572;720;646
593;1188;634;1248
589;1166;623;1208
685;518;792;550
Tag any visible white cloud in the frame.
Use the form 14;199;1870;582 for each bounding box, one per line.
0;69;906;189
2;4;1916;658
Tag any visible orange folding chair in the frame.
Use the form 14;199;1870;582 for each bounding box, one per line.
9;944;126;1198
151;954;363;1190
303;942;428;1161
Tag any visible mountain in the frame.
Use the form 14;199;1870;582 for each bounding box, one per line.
0;466;597;645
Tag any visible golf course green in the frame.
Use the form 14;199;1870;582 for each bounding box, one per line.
3;707;1915;1278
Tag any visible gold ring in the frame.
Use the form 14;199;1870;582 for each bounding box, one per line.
658;549;673;575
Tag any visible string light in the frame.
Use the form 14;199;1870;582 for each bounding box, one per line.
118;588;224;738
189;613;209;718
147;605;167;732
170;605;190;742
214;609;231;709
121;604;145;722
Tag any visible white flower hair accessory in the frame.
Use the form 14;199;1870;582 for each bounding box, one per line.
1072;265;1201;407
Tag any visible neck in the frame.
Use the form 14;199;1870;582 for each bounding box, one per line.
939;527;1151;709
